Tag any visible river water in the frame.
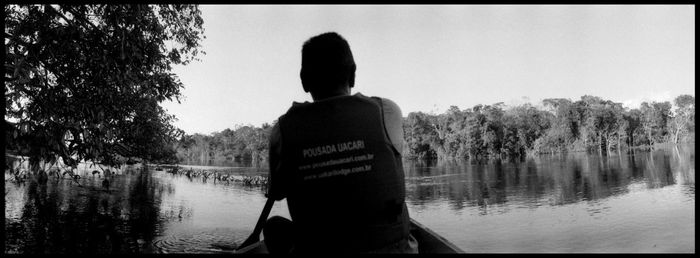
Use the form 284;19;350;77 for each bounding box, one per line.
4;144;694;253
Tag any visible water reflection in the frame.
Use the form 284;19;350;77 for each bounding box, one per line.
405;145;694;252
5;166;174;254
5;145;694;253
405;145;695;212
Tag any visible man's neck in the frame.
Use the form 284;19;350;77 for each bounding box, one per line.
310;86;351;102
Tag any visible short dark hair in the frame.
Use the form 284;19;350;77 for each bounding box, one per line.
300;32;356;92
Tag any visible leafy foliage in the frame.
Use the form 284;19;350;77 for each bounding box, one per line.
5;4;205;169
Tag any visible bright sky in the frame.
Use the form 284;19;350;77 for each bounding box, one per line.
163;5;695;135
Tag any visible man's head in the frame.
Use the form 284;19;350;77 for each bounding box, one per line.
300;32;356;98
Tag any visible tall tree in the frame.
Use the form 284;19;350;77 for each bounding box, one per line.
639;101;672;145
403;112;438;159
5;5;205;170
669;95;695;143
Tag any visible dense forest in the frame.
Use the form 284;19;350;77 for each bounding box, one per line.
174;94;694;165
402;94;695;161
174;124;272;166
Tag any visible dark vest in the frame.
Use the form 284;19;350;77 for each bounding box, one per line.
278;94;409;252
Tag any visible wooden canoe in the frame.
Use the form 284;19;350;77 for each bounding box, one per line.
235;218;463;253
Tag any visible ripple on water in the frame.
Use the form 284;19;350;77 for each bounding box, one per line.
151;227;247;254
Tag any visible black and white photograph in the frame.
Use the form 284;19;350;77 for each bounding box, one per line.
4;4;695;254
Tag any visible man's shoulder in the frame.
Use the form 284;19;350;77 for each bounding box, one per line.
378;98;401;113
372;96;402;119
356;94;401;112
269;119;281;133
271;120;281;131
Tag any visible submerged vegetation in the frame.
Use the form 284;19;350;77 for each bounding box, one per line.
177;94;694;164
155;165;269;187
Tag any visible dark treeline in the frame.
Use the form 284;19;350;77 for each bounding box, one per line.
174;124;272;166
403;94;695;161
175;94;694;165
